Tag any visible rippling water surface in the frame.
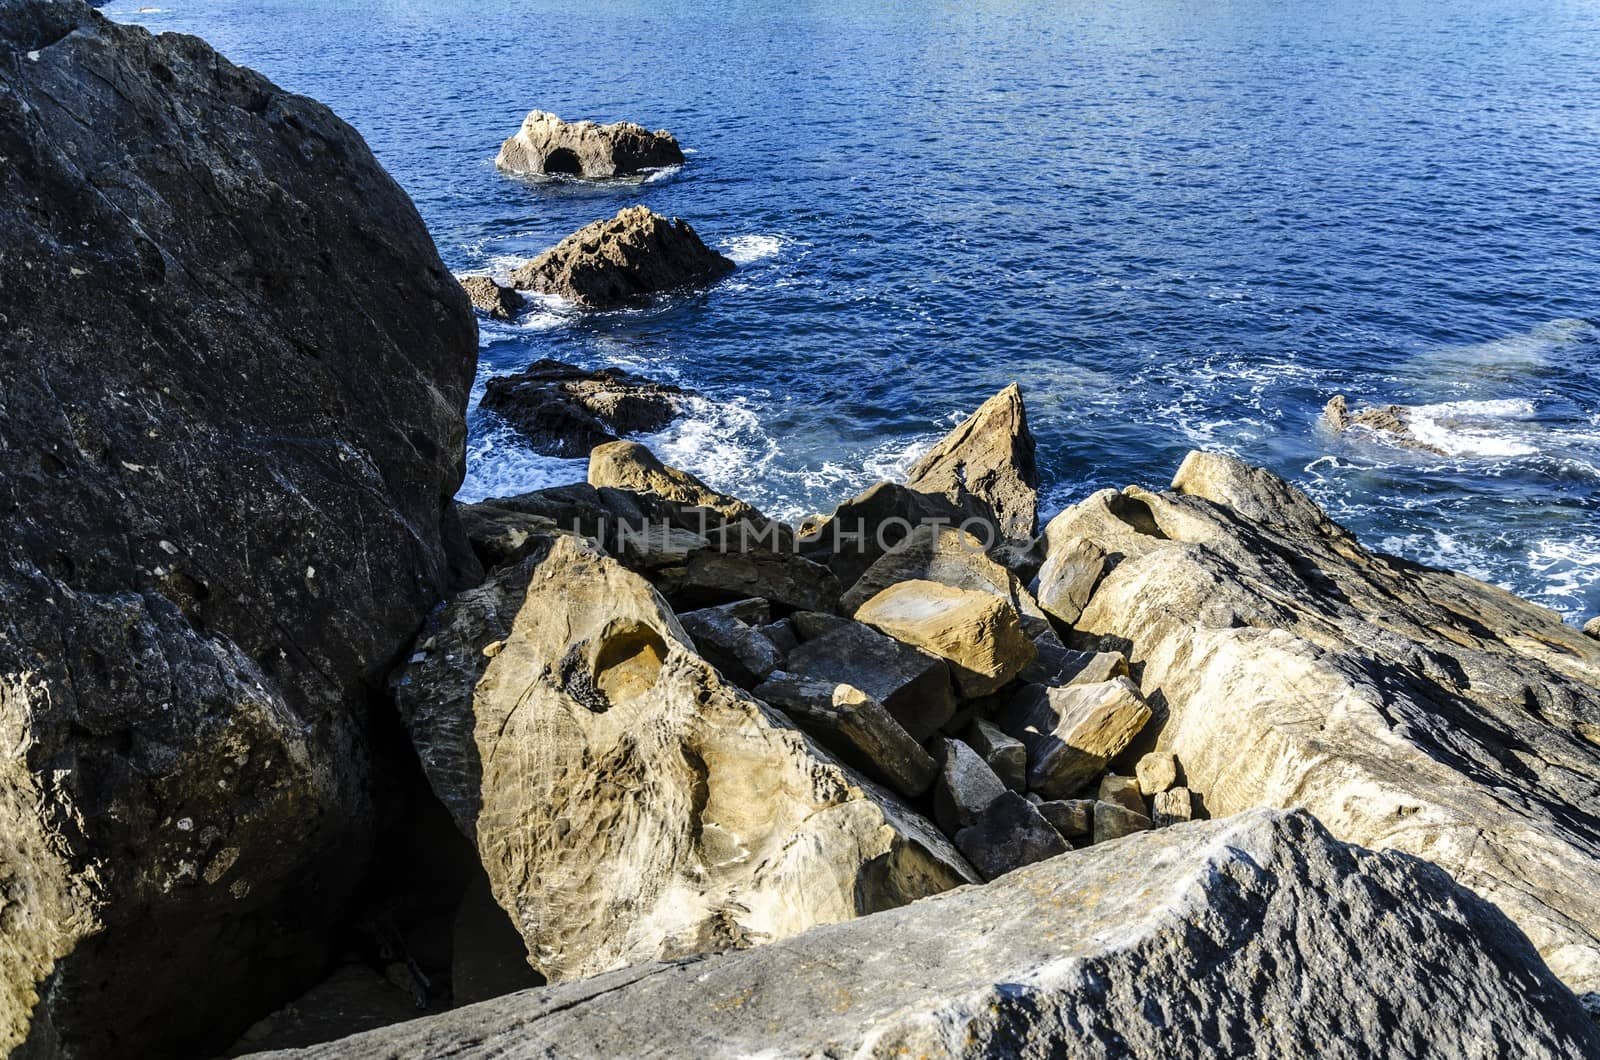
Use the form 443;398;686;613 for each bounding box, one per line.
107;0;1600;621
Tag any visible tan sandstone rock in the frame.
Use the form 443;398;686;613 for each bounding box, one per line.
1136;751;1180;796
839;524;1051;636
854;580;1035;698
392;533;974;984
905;383;1040;543
459;275;522;320
1040;449;1600;997
495;110;684;180
510;207;734;308
588;441;769;529
997;678;1153;799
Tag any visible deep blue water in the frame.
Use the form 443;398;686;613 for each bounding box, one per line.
107;0;1600;622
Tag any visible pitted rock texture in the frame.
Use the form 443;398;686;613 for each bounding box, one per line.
480;360;689;456
509;206;734;309
252;811;1600;1060
392;532;974;984
495;110;683;180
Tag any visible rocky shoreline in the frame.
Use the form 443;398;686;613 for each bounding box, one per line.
2;3;1599;1058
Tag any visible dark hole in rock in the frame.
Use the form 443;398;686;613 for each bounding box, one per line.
219;697;539;1056
542;148;582;176
593;621;669;707
1105;492;1169;540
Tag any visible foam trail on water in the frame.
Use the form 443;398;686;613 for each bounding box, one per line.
720;234;783;265
1405;398;1540;459
457;421;587;504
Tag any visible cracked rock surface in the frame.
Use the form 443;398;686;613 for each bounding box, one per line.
1042;450;1600;999
0;1;476;1054
250;811;1600;1060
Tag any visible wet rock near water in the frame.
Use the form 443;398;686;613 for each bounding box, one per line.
905;382;1040;543
509;206;734;308
479;360;690;456
1321;394;1447;455
458;275;522;320
495;110;684;180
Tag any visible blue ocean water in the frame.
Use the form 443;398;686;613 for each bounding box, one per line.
106;0;1600;622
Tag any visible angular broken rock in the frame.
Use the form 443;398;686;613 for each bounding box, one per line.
798;480;983;588
782;621;956;740
510;206;734;309
259;810;1600;1060
1045;449;1600;995
1153;788;1194;827
459;274;522;320
997;678;1153;799
1019;638;1130;687
905;383;1040;543
392;533;973;983
480;360;689;457
751;674;937;799
1035;798;1095;840
678;606;783;688
1035;536;1111;627
953;791;1070;881
966;717;1027;792
495;110;684;180
932;738;1009;835
670;549;841;615
457;502;565;571
854;579;1035;698
1136;751;1180;796
1584;617;1600;640
839;524;1051;636
588;441;769;528
1098;774;1146;815
1093;801;1153;844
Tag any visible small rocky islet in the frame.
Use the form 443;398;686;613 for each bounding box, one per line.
1;3;1599;1059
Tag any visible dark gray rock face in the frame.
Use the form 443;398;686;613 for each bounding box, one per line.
508;206;734;309
479;360;689;456
248;811;1600;1060
953;790;1070;880
0;2;475;1055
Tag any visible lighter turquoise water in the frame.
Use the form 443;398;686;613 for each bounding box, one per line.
106;0;1600;622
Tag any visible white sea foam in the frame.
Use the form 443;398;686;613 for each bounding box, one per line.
456;422;587;503
1404;398;1539;459
720;234;783;265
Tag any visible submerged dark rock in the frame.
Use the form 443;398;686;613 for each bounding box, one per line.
509;206;734;309
0;0;475;1054
479;360;690;456
495;110;683;180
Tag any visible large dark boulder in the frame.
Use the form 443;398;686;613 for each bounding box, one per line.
0;2;476;1056
479;360;689;456
509;206;734;309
